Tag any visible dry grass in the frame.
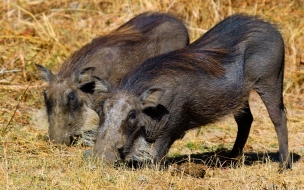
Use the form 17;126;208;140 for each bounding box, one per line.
0;0;304;189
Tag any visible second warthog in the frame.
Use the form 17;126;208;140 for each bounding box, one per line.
35;12;189;146
93;14;291;170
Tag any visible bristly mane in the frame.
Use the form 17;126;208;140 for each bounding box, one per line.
58;27;145;77
58;12;188;77
117;12;188;41
121;14;273;90
169;47;231;77
120;45;233;91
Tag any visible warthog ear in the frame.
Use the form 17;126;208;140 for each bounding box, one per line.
77;67;96;94
93;76;111;93
35;64;53;83
78;67;95;84
140;88;165;109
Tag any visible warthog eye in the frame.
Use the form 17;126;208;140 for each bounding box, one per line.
68;91;79;109
128;110;138;129
128;110;136;120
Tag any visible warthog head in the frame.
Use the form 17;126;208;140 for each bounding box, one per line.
36;65;108;146
93;86;169;164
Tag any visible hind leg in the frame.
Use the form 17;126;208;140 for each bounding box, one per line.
230;101;253;158
256;88;291;170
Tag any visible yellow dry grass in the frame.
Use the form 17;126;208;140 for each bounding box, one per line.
0;0;304;189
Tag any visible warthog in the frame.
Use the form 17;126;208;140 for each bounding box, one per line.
35;12;189;146
93;14;291;170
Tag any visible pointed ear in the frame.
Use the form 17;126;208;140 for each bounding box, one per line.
77;67;97;94
140;88;165;108
35;64;53;83
93;76;111;93
77;67;95;85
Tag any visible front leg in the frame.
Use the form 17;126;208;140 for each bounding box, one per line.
230;101;253;158
151;134;176;164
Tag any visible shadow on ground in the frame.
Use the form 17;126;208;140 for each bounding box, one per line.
82;148;301;177
166;148;301;169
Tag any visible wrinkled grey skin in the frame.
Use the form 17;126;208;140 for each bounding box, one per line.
94;14;291;170
35;12;189;146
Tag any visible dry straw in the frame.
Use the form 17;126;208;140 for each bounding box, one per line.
0;0;303;189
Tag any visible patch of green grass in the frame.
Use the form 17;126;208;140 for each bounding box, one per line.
270;143;278;148
186;142;228;152
168;151;182;158
186;142;196;151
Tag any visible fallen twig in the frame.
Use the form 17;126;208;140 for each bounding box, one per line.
0;68;22;75
0;84;47;90
1;81;33;137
